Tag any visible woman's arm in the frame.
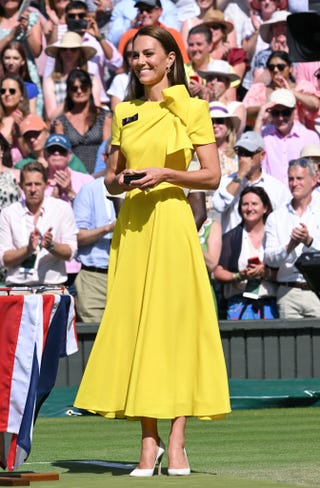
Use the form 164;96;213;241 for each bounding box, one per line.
102;112;112;140
104;145;127;194
43;77;63;120
203;220;222;274
25;14;42;58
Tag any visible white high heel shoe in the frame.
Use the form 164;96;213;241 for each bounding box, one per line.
129;440;165;477
168;448;191;476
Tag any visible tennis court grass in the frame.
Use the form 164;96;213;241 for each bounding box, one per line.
18;407;319;487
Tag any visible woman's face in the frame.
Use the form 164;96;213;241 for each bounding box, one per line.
187;33;212;65
68;78;91;103
125;41;133;68
60;47;82;66
2;49;25;76
131;35;175;88
240;192;266;225
212;117;228;141
210;24;224;46
0;79;22;110
268;56;291;81
196;0;214;10
259;0;277;20
0;0;20;13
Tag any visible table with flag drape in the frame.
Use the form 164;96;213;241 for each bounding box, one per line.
0;293;78;471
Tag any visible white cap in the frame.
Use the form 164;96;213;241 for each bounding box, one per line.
269;88;296;108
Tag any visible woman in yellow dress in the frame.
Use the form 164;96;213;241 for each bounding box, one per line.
74;25;230;477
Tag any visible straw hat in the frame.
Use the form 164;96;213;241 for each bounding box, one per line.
209;102;240;133
300;144;320;159
45;31;97;60
202;9;234;34
259;10;290;44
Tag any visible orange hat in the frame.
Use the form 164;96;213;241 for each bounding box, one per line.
20;114;47;135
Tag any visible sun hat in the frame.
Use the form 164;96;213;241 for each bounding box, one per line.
251;0;288;12
45;31;97;60
202;9;234;34
259;10;290;43
20;114;47;136
44;134;72;152
269;88;296;108
209;102;240;133
300;144;320;159
198;60;240;83
234;131;264;152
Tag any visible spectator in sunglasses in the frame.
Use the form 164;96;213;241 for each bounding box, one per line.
244;51;319;129
212;130;291;234
0;74;30;166
254;89;319;186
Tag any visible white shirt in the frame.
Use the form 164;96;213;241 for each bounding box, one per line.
212;171;292;234
0;197;78;285
264;198;320;282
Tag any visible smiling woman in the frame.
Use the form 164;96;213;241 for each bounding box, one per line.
74;25;230;478
214;186;279;320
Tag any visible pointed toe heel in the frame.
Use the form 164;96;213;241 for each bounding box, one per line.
168;448;191;476
129;440;165;477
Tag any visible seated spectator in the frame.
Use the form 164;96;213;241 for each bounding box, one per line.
0;162;78;287
213;131;291;233
54;0;123;107
253;10;290;84
107;37;133;111
202;10;248;90
264;157;320;318
0;74;30;165
73;177;119;323
44;133;93;203
52;69;112;174
209;101;240;174
198;60;246;134
107;0;180;47
16;114;88;173
255;89;319;186
0;41;39;114
244;50;319;129
0;133;19;210
215;186;279;320
43;31;102;120
185;24;214;98
0;1;43;115
117;0;189;62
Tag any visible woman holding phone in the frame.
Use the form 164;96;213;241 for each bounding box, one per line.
75;25;230;477
214;186;279;320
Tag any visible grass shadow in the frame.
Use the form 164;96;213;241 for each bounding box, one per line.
53;459;135;476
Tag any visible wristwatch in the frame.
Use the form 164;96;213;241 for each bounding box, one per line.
232;174;244;184
45;241;55;253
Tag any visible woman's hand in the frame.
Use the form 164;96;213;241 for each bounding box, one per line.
121;168;164;191
246;263;265;279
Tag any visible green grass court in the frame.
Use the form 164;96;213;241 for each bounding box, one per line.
16;407;320;488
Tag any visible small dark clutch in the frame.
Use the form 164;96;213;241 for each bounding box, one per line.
123;173;146;185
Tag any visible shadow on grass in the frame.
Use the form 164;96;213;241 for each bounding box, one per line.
53;459;135;476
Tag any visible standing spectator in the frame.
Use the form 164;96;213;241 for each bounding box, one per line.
73;177;119;323
215;186;279;320
213;131;291;233
264;157;320;318
53;69;112;174
255;89;319;186
107;37;133;111
0;161;78;287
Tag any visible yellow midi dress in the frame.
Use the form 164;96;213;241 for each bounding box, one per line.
74;85;231;420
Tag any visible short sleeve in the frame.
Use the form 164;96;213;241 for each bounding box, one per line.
111;104;121;146
188;99;215;145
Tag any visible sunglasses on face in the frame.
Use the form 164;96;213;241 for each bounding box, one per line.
137;4;155;12
210;23;224;30
46;145;68;155
288;158;309;168
235;147;259;158
23;130;42;140
69;84;90;93
270;108;293;118
213;117;226;125
267;63;288;72
0;88;17;95
67;12;86;19
206;75;228;83
314;73;320;80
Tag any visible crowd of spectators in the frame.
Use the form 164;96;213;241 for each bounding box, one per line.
0;0;319;322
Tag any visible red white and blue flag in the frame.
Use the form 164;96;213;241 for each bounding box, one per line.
0;294;77;471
